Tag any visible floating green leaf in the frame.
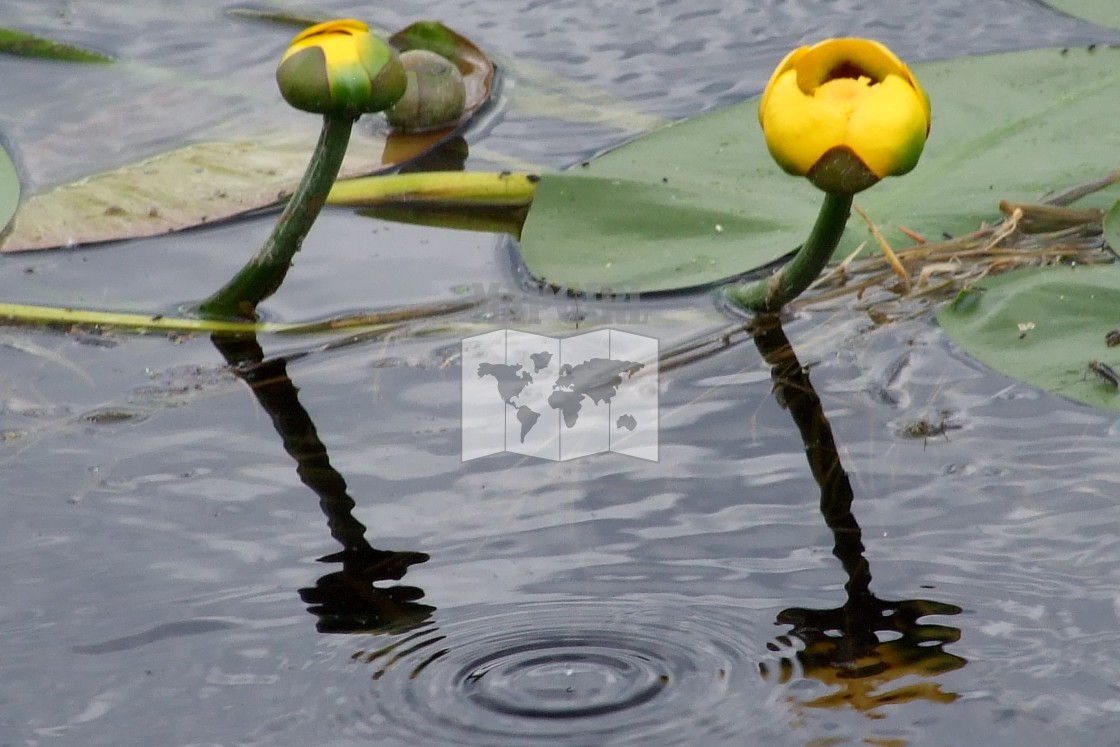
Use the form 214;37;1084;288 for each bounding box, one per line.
518;46;1120;293
0;27;114;63
0;141;18;236
1;136;380;251
0;21;494;252
1043;0;1120;31
523;174;792;291
938;264;1120;411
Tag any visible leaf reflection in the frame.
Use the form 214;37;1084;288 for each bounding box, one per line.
212;334;434;635
751;317;966;714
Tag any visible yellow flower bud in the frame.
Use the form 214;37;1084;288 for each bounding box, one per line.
758;38;930;193
276;19;407;118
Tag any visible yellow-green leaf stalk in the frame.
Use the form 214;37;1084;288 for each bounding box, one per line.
199;19;406;319
727;38;930;313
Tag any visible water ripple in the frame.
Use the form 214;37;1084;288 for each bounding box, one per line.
334;601;784;745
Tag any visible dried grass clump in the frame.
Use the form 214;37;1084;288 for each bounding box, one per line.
797;172;1120;322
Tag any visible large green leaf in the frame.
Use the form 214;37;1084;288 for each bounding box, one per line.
0;21;494;252
518;46;1120;293
1044;0;1120;31
0;142;18;236
938;265;1120;411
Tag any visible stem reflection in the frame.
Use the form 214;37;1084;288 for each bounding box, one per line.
752;316;965;713
212;334;434;635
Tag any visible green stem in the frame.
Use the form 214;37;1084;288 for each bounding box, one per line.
198;115;354;319
725;191;853;313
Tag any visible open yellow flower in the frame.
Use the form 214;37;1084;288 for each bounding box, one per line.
276;19;406;118
759;38;930;194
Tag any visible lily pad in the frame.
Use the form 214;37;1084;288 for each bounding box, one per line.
518;46;1120;293
1043;0;1120;32
0;141;18;236
0;27;114;63
937;264;1120;411
0;21;494;252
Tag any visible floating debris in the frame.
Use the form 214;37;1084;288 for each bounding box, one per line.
799;172;1120;323
1087;359;1120;389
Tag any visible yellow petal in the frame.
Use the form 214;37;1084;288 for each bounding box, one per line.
760;69;850;176
285;19;369;57
758;45;808;125
758;37;930;191
908;71;932;134
315;31;364;70
793;38;906;91
792;38;930;134
844;74;929;177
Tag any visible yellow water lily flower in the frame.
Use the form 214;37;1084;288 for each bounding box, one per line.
276;19;406;118
759;38;930;193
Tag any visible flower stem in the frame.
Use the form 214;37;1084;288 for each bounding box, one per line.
725;191;853;313
197;115;354;319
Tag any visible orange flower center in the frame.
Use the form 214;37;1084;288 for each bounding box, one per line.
813;76;874;113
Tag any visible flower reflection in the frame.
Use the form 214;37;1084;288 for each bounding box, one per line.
751;318;965;714
212;335;434;635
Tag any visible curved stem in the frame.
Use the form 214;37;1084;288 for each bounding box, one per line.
725;191;853;313
197;115;354;319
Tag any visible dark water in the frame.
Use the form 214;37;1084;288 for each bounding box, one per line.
3;1;1120;745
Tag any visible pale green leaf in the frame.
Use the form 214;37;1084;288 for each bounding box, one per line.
0;135;405;251
937;265;1120;411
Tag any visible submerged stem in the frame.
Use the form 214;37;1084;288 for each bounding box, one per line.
198;115;354;319
725;191;853;313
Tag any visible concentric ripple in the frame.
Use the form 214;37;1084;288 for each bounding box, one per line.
332;600;789;745
459;639;668;719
